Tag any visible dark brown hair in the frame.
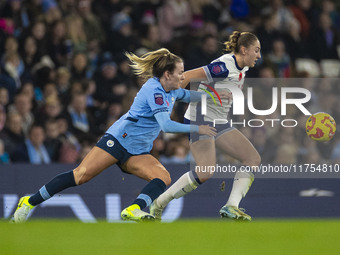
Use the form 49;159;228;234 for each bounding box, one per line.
224;31;258;53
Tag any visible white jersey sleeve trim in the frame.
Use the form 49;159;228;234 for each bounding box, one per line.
203;65;213;83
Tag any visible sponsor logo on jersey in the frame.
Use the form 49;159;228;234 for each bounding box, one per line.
210;62;228;76
154;93;164;105
212;65;222;74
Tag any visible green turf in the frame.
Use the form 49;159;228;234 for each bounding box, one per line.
1;219;339;255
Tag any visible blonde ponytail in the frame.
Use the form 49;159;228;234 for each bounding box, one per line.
125;48;182;79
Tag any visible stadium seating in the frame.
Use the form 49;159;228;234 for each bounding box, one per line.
295;58;321;77
320;59;340;78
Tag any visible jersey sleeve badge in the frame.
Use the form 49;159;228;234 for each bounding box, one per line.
154;93;164;105
207;61;229;78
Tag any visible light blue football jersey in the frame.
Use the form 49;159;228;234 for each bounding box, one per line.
106;77;188;154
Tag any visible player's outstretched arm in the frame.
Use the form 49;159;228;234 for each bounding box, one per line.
154;112;216;136
181;67;207;89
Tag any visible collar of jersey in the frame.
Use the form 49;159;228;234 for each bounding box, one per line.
232;55;243;71
153;77;171;94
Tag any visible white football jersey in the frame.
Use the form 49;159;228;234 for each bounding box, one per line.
184;53;249;122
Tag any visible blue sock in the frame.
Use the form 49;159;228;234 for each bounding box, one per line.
28;170;76;206
133;178;166;209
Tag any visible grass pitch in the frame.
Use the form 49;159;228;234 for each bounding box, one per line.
1;219;339;255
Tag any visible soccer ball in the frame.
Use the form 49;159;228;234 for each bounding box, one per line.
306;112;336;142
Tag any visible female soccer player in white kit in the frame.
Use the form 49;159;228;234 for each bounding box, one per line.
150;31;262;221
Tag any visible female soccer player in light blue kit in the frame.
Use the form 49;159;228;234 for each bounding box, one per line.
13;48;216;222
151;31;262;221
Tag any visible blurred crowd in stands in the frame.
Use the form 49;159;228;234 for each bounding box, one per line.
0;0;339;165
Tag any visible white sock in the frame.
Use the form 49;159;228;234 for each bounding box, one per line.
226;170;254;208
155;171;200;209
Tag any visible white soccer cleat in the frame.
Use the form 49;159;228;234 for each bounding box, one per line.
149;200;163;221
13;196;35;223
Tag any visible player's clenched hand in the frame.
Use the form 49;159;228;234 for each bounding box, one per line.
198;125;217;137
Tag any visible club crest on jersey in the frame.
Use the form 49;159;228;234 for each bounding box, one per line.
106;140;114;147
239;72;243;81
154;93;164;105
